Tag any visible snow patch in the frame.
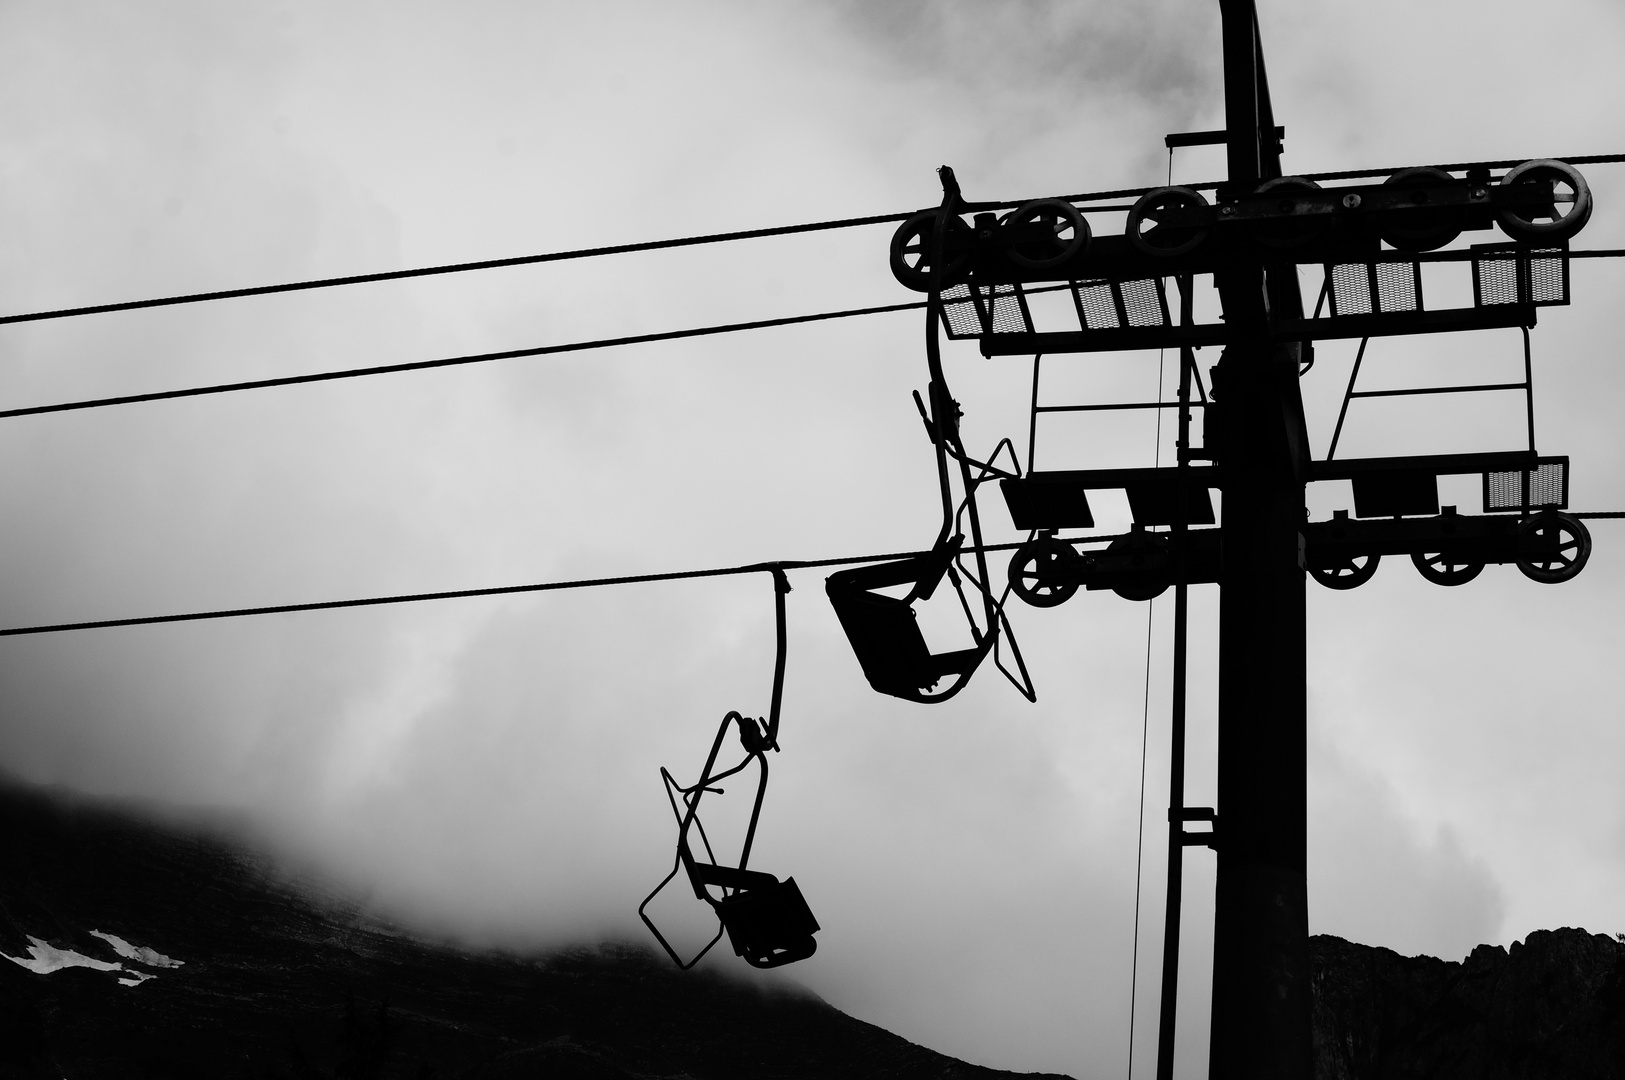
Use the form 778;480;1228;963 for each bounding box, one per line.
3;931;180;988
3;936;122;975
90;930;184;968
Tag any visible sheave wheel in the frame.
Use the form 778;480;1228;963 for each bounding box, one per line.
1252;176;1328;249
1497;159;1593;243
1107;532;1169;602
1517;511;1591;584
1126;186;1211;258
889;211;972;292
1008;536;1083;608
1411;551;1484;586
1379;167;1464;252
1001;199;1090;270
1309;553;1380;590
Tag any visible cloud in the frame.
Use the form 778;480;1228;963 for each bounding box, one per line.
831;0;1220;105
1307;723;1505;960
0;4;1621;1079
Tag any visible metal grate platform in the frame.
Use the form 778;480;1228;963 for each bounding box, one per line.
1329;261;1423;316
1484;457;1568;512
939;282;1034;339
1072;277;1170;330
1472;246;1569;308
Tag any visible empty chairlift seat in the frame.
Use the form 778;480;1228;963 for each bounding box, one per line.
642;706;821;971
825;537;989;702
684;862;819;969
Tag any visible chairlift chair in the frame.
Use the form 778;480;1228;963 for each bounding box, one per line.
826;534;992;703
640;571;820;970
687;860;819;969
830;171;1035;705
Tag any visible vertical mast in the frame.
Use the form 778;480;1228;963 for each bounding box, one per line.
1207;2;1313;1076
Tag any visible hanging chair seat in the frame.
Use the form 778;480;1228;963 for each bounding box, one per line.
825;541;988;701
689;862;820;969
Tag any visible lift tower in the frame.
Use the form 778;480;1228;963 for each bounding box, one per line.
839;0;1599;1074
1206;2;1312;1075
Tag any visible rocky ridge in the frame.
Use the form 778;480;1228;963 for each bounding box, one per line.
1310;927;1625;1078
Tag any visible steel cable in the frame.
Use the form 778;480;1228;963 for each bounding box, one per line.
5;154;1618;328
0;213;915;327
5;509;1621;637
0;281;1077;421
0;300;926;420
0;536;1129;638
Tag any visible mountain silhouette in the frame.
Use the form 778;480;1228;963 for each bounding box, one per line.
7;777;1621;1078
1310;928;1625;1078
0;780;1074;1079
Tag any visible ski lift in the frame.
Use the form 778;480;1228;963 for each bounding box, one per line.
827;534;993;702
830;169;1034;705
640;570;820;970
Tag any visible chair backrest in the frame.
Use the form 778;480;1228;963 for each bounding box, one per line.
826;545;991;703
826;582;938;696
710;873;820;969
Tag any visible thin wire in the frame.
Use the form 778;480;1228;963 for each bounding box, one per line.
1128;602;1157;1080
1126;423;1168;1046
5;505;1620;638
0;300;926;420
7;155;1617;329
0;280;1082;421
0;185;1157;328
0;534;1140;638
0;212;914;327
1128;148;1175;1080
0;239;1608;419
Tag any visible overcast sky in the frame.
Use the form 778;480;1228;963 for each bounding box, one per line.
1;2;1623;1077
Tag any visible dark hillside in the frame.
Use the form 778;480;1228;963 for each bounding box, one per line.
1311;928;1625;1079
0;781;1072;1080
7;778;1621;1079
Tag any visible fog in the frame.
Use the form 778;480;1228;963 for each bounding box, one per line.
1;3;1623;1077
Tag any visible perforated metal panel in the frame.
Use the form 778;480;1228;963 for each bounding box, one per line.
985;284;1031;334
1329;261;1423;316
1069;278;1166;330
1484;470;1520;508
940;283;982;338
1473;254;1522;306
1529;249;1569;306
1121;278;1169;328
1483;458;1568;512
1329;263;1373;316
1374;262;1421;312
1074;281;1121;329
1471;247;1570;308
1530;461;1567;506
1324;249;1569;327
937;283;1034;339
